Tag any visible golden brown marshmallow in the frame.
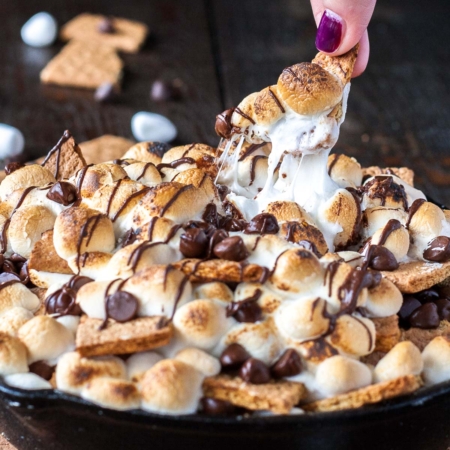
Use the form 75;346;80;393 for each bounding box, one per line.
365;277;403;318
0;283;41;315
193;282;234;304
175;347;221;376
121;142;165;165
265;201;313;223
0;307;33;336
371;223;410;261
126;351;163;383
252;85;286;127
0;333;29;375
327;154;363;188
422;337;450;385
362;207;408;239
123;162;162;185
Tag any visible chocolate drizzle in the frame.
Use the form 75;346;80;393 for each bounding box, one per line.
267;87;285;113
106;179;123;216
249;155;267;186
111;187;150;222
41;130;72;179
156;157;196;176
327;154;342;175
406;198;426;229
181;143;196;157
377;219;402;246
160;185;191;216
361;176;408;210
234;107;256;125
238;143;266;162
0;272;22;292
136;162;154;181
75;215;103;272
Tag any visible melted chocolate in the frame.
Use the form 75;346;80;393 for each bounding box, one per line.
377;219;402;246
180;228;208;258
0;272;22;291
136;162;154;181
267;87;285;113
75;215;103;272
271;349;302;379
105;291;138;322
213;236;249;262
41;130;72;179
249;155;267;186
201;397;238;416
111;187;150;222
244;213;279;235
406;198;426;229
160;185;191;216
234;107;256;125
46;181;78;206
156;157;196;175
238;143;266;162
4;162;24;175
226;289;262;323
327;153;342;175
215;108;234;139
423;236;450;262
362;176;408;211
239;358;271;384
220;343;250;368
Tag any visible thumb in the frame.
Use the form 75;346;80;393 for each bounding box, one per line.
311;0;376;55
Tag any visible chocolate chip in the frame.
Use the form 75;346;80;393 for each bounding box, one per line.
4;162;24;175
271;349;303;379
200;397;237;416
19;261;29;284
147;142;171;158
213;236;249;261
239;358;271;384
416;289;440;303
398;295;421;322
67;275;93;292
219;343;250;368
220;217;246;232
2;260;16;274
367;245;399;271
9;253;26;263
121;229;137;248
150;79;183;102
244;213;279;235
435;298;450;321
409;303;440;329
215;108;234;139
46;181;78;205
94;82;117;102
98;17;116;33
29;361;55;381
297;240;323;258
202;203;219;227
226;290;262;323
216;184;230;202
437;285;450;300
105;291;138;323
179;228;208;258
45;287;82;316
423;236;450;262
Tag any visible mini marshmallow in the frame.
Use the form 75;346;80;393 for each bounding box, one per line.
131;112;177;143
123;162;162;185
335;251;363;268
0;307;33;336
68;251;112;279
121;142;165;165
0;283;40;315
56;315;81;337
175;347;221;376
234;282;282;314
371;223;410;261
365;277;403;318
362;207;407;239
21;12;58;48
0;334;29;375
126;351;163;383
5;372;52;390
422;337;450;385
374;341;423;383
81;377;140;410
246;234;294;270
327;154;363;188
193;282;234;304
55;352;126;395
18;315;74;363
315;355;372;397
140;359;203;415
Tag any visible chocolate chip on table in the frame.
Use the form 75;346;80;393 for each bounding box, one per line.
179;228;208;258
98;17;116;33
271;349;303;379
244;213;279;235
423;236;450;262
105;291;138;323
219;343;251;368
213;236;249;261
4;161;24;175
367;245;398;271
94;82;117;103
29;361;55;381
435;298;450;321
398;295;422;322
46;181;78;205
409;302;440;329
239;358;271;384
200;397;237;416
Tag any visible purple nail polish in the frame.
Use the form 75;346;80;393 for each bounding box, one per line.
315;9;343;53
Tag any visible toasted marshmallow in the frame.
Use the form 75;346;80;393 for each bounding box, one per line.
140;359;204;415
0;307;33;336
81;377;140;410
122;142;166;164
5;372;52;390
55;352;126;395
124;162;162;186
8;205;56;258
18;315;74;363
374;341;423;383
252;86;285;127
0;283;40;315
77;279;121;319
335;251;363;267
172;169;218;199
193;282;234;304
362;207;408;239
68;251;112;279
279;221;329;256
175;348;221;376
329;315;375;357
371;222;410;261
275;297;329;341
361;176;410;210
0;334;29;375
265;201;312;223
422;337;450;385
246;234;294;270
234;155;268;196
230;92;261;131
327;154;363;188
315;355;372;397
126;351;163;383
0;165;56;201
135;217;183;244
234;282;282;314
53;207;115;261
365;277;403;318
173;299;233;350
56;315;80;337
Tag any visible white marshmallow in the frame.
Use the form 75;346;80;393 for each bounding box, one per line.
126;351;163;383
21;12;57;47
175;348;221;376
56;315;80;337
0;124;25;159
0;335;29;376
131;112;177;143
5;372;52;390
365;277;403;318
422;337;450;385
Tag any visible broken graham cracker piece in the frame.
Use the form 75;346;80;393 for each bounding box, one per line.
40;40;123;90
400;320;450;351
203;375;306;414
174;259;269;284
60;13;148;53
372;315;401;353
79;135;135;165
303;375;422;413
76;315;172;357
382;260;450;294
362;166;415;187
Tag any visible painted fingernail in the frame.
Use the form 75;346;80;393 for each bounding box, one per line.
315;9;343;53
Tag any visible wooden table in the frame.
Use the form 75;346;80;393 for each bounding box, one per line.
0;0;450;448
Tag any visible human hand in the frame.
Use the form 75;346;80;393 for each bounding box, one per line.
310;0;376;77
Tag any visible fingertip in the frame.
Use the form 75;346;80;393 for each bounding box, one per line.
351;31;370;78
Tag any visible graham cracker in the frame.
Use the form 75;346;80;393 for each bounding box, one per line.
202;374;306;414
362;166;415;187
79;135;135;165
60;13;148;53
372;315;401;353
382;260;450;294
76;315;172;357
302;375;422;412
173;259;269;284
40;40;123;90
400;320;450;351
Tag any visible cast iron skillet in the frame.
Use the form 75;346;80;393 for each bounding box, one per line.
0;378;449;450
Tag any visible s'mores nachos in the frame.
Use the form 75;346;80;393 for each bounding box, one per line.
2;45;450;418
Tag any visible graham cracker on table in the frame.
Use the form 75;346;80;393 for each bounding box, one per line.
401;320;450;351
40;40;123;90
382;260;450;294
0;435;16;450
79;135;135;165
302;375;422;413
203;374;306;414
362;166;415;187
76;316;172;357
60;13;148;53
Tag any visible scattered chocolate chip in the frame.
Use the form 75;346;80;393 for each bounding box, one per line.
367;245;399;271
271;349;303;379
179;228;208;258
409;302;440;329
105;291;138;323
45;287;82;317
98;17;116;33
424;236;450;262
200;397;237;416
226;290;262;323
213;236;249;261
239;358;271;384
416;289;440;303
46;181;78;205
398;295;421;322
244;213;279;235
121;229;137;248
219;343;250;368
4;162;24;175
29;361;55;381
435;298;450;321
67;275;93;292
150;79;183;102
215;108;234;139
94;82;117;102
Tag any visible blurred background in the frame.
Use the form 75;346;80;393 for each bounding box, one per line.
1;0;450;202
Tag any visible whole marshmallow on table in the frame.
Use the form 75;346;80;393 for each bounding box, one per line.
131;112;177;143
0;124;25;160
21;12;58;48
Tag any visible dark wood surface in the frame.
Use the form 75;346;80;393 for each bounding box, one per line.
1;0;450;206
